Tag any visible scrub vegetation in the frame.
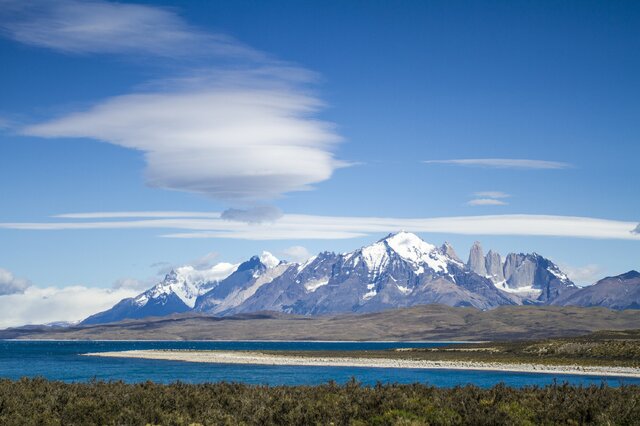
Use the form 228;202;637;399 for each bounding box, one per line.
1;378;640;425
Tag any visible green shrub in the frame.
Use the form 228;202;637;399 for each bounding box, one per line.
0;378;638;425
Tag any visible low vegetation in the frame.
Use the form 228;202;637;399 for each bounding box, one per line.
1;378;640;425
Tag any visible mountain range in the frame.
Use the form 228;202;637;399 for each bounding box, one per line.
82;232;639;325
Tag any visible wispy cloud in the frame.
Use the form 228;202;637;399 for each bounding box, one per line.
467;199;508;206
281;246;312;262
474;191;510;199
221;206;284;223
424;159;571;169
0;116;12;130
0;0;261;59
0;267;30;295
467;191;510;207
55;211;220;219
112;277;152;292
558;264;604;286
2;212;639;241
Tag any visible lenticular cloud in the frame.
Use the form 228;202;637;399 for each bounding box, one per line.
23;71;344;201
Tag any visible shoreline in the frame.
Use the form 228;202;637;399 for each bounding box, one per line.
85;350;640;378
3;339;485;343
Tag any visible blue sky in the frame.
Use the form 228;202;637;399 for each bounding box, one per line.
0;0;638;325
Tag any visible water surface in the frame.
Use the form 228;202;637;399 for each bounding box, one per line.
1;340;638;388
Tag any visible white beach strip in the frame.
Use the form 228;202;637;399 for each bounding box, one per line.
84;350;640;378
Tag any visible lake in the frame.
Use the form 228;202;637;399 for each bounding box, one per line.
1;340;639;388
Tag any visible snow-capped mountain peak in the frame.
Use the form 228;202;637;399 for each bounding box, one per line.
134;262;238;309
356;231;450;276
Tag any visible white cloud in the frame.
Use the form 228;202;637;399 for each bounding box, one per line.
2;212;640;241
633;224;640;234
474;191;510;199
281;246;312;262
0;0;260;59
3;0;346;202
0;267;30;295
23;69;344;201
425;159;571;169
467;199;508;206
0;285;138;329
174;262;238;284
112;277;151;292
559;264;604;286
188;252;220;270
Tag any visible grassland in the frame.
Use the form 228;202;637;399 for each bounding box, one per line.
4;305;640;341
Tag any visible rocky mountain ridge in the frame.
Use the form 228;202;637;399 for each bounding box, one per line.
81;232;636;325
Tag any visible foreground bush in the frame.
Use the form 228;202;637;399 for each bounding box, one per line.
0;378;639;425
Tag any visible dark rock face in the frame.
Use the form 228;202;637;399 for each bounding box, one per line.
467;241;487;276
552;271;640;310
502;253;575;302
440;242;462;263
485;250;504;283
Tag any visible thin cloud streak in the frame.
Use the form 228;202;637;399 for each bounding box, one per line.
2;213;639;241
0;0;262;60
425;159;572;169
474;191;510;199
467;199;508;206
55;211;221;219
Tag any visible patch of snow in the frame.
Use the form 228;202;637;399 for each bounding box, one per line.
396;285;412;295
296;255;317;273
304;278;329;292
360;242;390;277
363;289;377;300
494;280;542;298
134;294;149;307
548;266;569;282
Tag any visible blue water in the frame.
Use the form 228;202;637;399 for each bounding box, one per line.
1;340;638;388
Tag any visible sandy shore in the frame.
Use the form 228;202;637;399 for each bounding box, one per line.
85;350;640;378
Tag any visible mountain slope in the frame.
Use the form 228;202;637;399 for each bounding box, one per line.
194;252;289;315
551;271;640;310
8;305;640;341
81;262;237;325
